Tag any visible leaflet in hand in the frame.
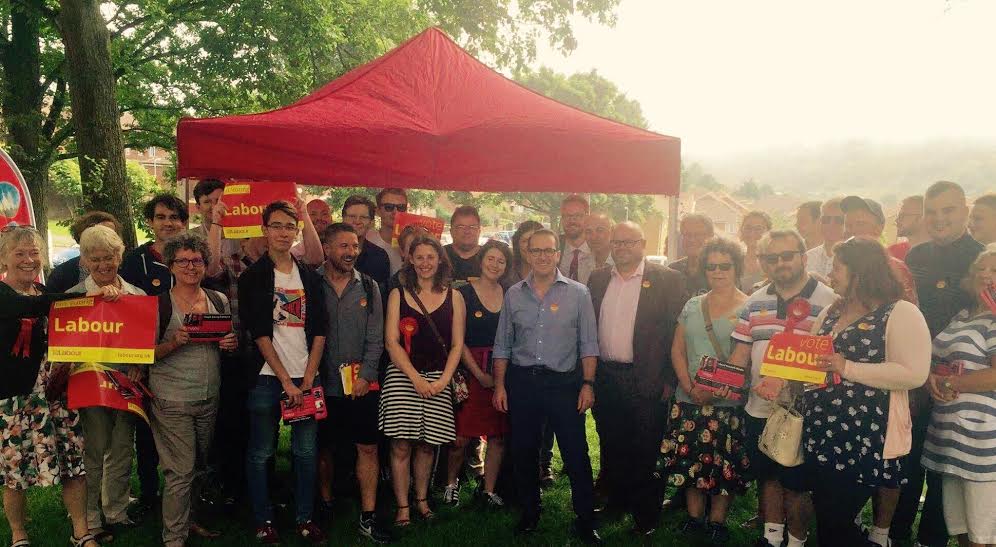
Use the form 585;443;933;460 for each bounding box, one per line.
694;356;747;401
339;362;380;396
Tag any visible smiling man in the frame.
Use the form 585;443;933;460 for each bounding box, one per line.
342;195;391;287
366;188;407;274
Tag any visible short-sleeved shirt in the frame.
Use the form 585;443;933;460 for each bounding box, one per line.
677;294;743;407
151;291;227;402
444;244;481;281
732;276;837;418
262;263;309;378
906;233;985;338
805;245;834;278
922;310;996;481
492;271;599;372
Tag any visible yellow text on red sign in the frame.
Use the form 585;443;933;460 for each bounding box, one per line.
759;332;834;383
48;295;157;365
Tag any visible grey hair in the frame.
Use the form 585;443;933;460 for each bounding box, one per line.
164;233;212;267
0;227;46;274
758;229;807;256
80;225;125;262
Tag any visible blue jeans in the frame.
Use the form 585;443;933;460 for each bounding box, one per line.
246;375;318;525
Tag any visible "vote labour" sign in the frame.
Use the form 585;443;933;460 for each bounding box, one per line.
220;181;297;238
48;295;157;364
759;332;834;384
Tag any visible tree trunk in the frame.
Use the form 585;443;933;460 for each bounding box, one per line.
58;0;137;248
0;0;50;246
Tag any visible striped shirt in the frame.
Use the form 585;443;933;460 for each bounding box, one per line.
922;310;996;481
731;276;837;418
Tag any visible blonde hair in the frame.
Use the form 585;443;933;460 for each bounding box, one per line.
0;227;46;275
79;224;125;262
965;244;996;299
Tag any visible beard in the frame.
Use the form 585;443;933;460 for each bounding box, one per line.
772;266;805;288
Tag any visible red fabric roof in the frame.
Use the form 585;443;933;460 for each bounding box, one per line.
176;27;681;195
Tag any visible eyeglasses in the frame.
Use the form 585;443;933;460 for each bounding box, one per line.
453;224;480;231
265;223;299;233
344;214;371;222
760;251;802;265
380;203;408;213
704;263;734;271
172;258;205;268
610;239;643;249
527;248;558;257
821;216;844;225
0;224;36;233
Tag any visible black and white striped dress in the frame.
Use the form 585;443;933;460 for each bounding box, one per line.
379;288;457;445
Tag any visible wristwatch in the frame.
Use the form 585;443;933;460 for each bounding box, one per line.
582;379;595;388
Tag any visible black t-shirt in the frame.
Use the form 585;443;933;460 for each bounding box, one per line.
905;233;985;338
444;244;481;281
356;239;391;287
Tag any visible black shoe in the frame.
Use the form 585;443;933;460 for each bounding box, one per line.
574;524;603;545
358;514;391;544
516;515;539;534
708;522;731;545
753;539;780;547
317;499;334;521
632;524;656;537
661;489;686;512
539;468;556;488
679;517;705;533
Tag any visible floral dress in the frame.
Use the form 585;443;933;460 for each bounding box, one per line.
803;302;904;488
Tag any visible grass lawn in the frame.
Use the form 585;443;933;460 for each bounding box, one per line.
0;413;946;546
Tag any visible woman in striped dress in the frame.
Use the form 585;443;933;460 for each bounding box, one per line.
922;245;996;547
381;235;466;527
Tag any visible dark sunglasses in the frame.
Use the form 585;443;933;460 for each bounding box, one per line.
760;251;802;265
704;263;734;271
821;216;844;225
381;203;408;213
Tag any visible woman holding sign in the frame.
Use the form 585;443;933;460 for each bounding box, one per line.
661;237;749;544
769;237;930;546
68;225;148;543
150;234;237;547
381;235;466;526
921;246;996;547
0;225;120;547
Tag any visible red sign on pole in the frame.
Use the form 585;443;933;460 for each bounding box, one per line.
220;181;297;238
0;147;37;230
392;212;444;245
48;295;158;364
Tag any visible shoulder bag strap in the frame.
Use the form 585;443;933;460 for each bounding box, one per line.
406;287;449;353
700;294;728;361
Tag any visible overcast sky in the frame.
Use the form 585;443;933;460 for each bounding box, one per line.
534;0;996;159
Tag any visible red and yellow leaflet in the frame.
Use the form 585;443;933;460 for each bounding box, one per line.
48;295;157;364
220;181;297;238
392;212;444;245
67;362;150;424
759;332;834;383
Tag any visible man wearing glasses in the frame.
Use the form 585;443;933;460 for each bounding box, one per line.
445;205;484;282
238;201;329;545
805;197;845;278
342;195;391;287
889;195;928;261
492;228;601;543
587;222;685;536
558;194;595;284
366;188;407;275
728;229;836;547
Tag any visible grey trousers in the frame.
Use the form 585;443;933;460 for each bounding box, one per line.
151;397;218;547
80;406;136;530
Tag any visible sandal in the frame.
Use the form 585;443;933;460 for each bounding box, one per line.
12;539;30;547
70;533;99;547
394;504;411;527
90;528;113;543
414;498;435;520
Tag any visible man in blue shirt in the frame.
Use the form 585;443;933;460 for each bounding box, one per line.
493;228;601;544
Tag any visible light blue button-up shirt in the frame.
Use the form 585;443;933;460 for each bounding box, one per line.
492;271;599;372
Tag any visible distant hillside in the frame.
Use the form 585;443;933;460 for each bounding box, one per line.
691;139;996;207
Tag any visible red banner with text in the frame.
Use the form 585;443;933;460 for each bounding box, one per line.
48;295;157;364
392;212;444;245
220;181;296;238
67;362;150;423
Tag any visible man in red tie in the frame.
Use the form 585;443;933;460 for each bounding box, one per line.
558;195;594;284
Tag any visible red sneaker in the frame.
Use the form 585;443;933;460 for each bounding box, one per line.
297;520;327;544
254;521;279;545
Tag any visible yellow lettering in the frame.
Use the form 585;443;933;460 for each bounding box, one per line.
54;318;125;334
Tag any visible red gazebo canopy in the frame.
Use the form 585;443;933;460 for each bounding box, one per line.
177;27;680;195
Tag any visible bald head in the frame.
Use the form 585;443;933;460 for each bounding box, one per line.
584;214;613;257
610;221;646;270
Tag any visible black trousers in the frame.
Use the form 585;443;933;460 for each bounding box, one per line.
595;361;666;529
891;410;948;546
507;366;594;526
211;354;250;496
810;465;875;547
135;410;160;501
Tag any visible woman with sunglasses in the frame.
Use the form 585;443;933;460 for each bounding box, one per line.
150;233;237;547
68;225;149;543
0;225;121;547
662;237;750;544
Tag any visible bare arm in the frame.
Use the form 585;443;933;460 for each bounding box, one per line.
671;323;693;395
206;203;227;278
296;194;324;266
951;354;996;394
435;289;466;387
384;288;433;397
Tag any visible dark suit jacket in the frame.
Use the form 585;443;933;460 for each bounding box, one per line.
588;260;687;400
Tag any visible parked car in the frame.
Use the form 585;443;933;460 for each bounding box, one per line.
646;255;668;266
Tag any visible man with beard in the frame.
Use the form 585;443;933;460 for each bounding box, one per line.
891;181;984;547
728;230;836;547
559;195;595;284
445;205;484;282
314;223;389;543
889;195;928;261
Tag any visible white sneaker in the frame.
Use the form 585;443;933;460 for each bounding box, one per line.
483;491;505;507
442;482;460;507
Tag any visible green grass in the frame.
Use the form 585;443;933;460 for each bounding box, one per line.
0;414;950;546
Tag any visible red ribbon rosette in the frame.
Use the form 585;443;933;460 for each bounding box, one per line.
11;318;34;358
399;317;419;355
784;298;811;332
983;282;996;316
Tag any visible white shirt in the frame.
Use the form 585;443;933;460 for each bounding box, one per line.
262;263;309;378
597;261;644;363
366;228;403;275
805;244;834;278
559;240;595;285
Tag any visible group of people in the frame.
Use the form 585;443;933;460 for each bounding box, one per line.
0;178;994;547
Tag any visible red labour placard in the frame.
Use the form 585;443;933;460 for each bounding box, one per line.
392;212;444;245
48;295;157;364
220;181;297;238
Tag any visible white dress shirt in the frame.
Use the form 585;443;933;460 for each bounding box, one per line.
559;240;595;284
805;244;834;278
597;260;645;363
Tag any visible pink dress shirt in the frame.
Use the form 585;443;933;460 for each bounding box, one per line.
597;260;645;363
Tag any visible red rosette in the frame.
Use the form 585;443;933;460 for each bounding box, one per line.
982;282;996;315
399;316;419;355
784;298;812;332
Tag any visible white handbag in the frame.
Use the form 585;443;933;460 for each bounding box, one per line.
758;398;804;467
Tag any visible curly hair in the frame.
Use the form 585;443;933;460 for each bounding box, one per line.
164;232;212;268
402;235;452;294
698;236;746;282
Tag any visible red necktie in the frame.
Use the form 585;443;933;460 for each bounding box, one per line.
569;249;580;281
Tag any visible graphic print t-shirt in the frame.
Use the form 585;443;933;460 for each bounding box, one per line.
261;263;309;378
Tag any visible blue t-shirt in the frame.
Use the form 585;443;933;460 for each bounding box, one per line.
677;294;743;407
